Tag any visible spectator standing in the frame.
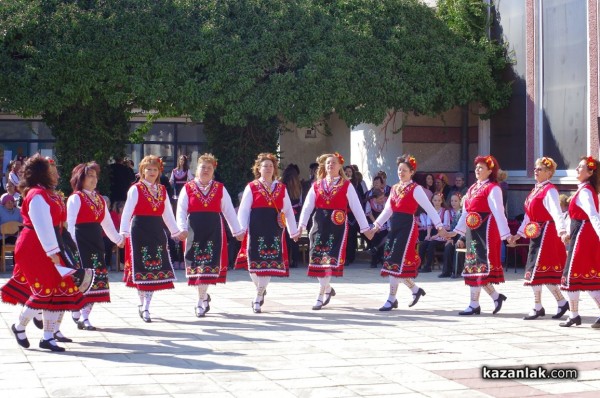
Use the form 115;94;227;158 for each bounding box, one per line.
109;156;136;204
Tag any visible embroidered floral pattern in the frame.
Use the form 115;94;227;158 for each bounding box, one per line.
189;180;218;208
310;233;338;265
317;179;344;205
139;183;165;212
254;180;283;207
79;191;104;220
89;253;109;291
141;245;164;271
257;236;281;260
463;239;488;274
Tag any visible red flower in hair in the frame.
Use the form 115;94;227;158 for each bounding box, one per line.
586;156;597;170
485;156;495;170
45;157;55;165
541;157;553;168
334;152;345;165
407;156;417;170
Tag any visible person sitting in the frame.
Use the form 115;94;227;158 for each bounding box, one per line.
559;193;571;232
0;194;23;244
447;173;467;202
365;189;388;268
417;193;449;273
434;173;451;200
376;170;392;196
440;192;463;278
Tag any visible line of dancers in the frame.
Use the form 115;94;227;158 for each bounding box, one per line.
2;152;600;352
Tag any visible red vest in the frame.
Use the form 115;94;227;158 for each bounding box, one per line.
390;182;419;214
570;183;599;220
465;181;497;213
132;182;167;216
73;191;106;223
22;187;66;228
314;179;350;210
249;180;286;210
185;180;223;213
524;183;554;223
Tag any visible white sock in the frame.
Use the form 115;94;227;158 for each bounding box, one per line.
42;311;61;341
567;291;580;318
469;286;482;309
144;291;154;311
197;284;209;308
249;272;259;287
387;276;400;303
17;306;38;329
255;276;270;303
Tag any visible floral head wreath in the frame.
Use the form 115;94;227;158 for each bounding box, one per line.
333;152;345;165
485;156;495;170
45;157;55;165
156;157;165;173
407;156;417;171
541;157;553;169
586;156;597;171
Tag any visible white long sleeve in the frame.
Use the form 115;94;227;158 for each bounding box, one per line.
162;197;181;237
100;198;123;245
517;187;566;237
346;183;370;232
298;185;316;228
282;189;299;237
237;184;253;233
373;195;393;228
119;185;138;236
488;186;511;239
29;195;60;256
175;187;190;231
66;194;81;240
575;187;600;238
221;187;244;236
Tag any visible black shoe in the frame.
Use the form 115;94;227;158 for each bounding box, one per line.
11;324;30;348
53;332;73;343
33;317;43;330
379;300;398;311
312;299;324;310
195;306;208;318
493;294;507;314
137;305;143;319
252;301;262;313
591;318;600;329
408;288;426;307
39;338;65;352
72;313;80;324
323;288;336;306
259;290;267;306
552;302;570;319
204;294;211;313
559;315;582;327
458;306;481;315
438;273;451;278
450;273;459;279
523;307;545;320
420;267;432;273
77;321;96;331
141;310;152;323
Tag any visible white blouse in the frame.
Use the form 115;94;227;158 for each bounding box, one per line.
237;179;298;237
28;195;61;256
572;183;600;238
119;180;181;238
176;180;243;237
374;182;443;229
66;191;123;245
298;178;370;233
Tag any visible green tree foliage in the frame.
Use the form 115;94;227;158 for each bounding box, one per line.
0;0;511;194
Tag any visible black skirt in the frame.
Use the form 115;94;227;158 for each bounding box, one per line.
130;215;176;285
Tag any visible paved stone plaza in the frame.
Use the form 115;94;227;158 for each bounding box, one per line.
2;262;600;397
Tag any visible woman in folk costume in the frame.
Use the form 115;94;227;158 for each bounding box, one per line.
298;153;373;310
1;155;89;352
557;156;600;328
120;155;185;323
236;153;298;313
66;162;125;330
450;155;511;315
176;154;244;317
508;157;569;320
371;155;448;311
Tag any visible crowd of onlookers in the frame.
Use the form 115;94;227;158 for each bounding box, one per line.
0;154;575;275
